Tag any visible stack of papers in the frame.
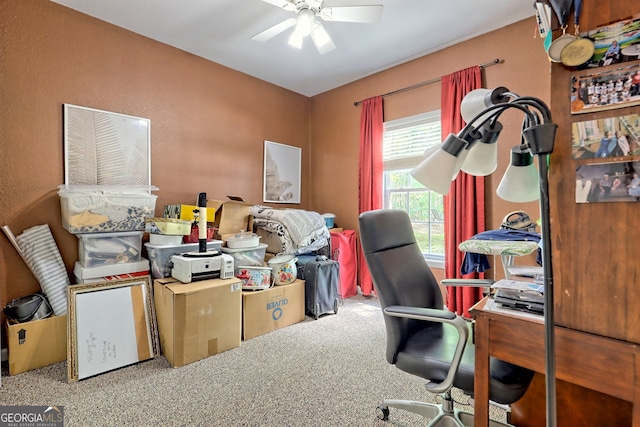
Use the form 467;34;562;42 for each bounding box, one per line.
491;279;544;294
507;265;544;278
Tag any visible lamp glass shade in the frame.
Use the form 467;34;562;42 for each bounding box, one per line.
451;146;470;181
460;140;498;176
410;147;460;195
461;89;496;124
421;143;442;158
497;159;540;202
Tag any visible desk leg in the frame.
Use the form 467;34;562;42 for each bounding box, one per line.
634;352;640;427
474;316;490;427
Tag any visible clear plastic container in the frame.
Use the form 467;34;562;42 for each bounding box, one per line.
144;240;223;279
78;231;143;268
221;243;268;273
58;185;158;234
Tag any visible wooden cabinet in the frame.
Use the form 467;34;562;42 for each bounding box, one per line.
549;0;640;343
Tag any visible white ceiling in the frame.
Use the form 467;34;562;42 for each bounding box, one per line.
51;0;536;97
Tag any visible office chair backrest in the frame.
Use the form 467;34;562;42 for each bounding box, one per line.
359;209;445;364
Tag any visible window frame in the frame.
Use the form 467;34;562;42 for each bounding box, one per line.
383;111;445;269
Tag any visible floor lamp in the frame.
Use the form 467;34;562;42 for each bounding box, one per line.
410;87;558;427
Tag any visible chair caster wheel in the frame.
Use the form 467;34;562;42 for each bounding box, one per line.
376;405;389;421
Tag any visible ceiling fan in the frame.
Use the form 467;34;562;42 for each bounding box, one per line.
251;0;383;54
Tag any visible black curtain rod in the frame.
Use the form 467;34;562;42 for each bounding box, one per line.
353;58;503;106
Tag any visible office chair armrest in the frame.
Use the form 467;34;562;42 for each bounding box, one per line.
384;305;456;321
383;305;469;394
441;278;494;287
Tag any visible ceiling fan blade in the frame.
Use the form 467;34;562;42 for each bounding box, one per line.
257;0;297;12
310;21;336;54
251;17;297;42
319;5;383;23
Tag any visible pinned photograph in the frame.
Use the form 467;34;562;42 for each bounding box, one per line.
571;113;640;159
578;14;640;69
576;161;640;203
570;63;640;114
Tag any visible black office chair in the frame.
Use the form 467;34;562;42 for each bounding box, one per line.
358;209;534;427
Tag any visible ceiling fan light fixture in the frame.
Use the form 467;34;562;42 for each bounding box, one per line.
253;0;383;55
310;21;335;54
288;30;304;49
296;8;314;37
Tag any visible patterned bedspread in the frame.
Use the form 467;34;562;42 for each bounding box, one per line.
250;206;330;254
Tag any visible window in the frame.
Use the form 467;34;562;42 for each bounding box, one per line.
383;111;444;268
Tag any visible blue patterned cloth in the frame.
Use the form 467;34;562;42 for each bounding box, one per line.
460;229;542;275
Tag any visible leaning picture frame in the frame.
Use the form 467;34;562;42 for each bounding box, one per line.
67;277;159;382
263;140;301;203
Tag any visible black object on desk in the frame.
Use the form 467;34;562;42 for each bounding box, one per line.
494;288;544;314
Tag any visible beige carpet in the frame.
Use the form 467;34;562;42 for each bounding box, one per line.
0;294;506;426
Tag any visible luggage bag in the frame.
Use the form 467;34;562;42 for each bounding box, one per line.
302;256;339;319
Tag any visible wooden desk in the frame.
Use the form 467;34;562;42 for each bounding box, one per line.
470;297;640;427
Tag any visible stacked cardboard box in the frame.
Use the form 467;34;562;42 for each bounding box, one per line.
242;279;305;340
154;277;243;367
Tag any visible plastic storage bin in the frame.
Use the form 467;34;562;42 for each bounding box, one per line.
73;258;150;284
145;218;191;235
144;240;223;279
78;231;143;268
322;213;336;228
221;243;268;273
58;185;158;234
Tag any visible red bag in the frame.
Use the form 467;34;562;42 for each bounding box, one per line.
330;229;358;298
183;224;216;244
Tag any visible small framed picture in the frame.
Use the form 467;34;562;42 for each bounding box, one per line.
263;140;301;203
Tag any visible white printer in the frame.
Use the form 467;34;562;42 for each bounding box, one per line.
171;251;234;283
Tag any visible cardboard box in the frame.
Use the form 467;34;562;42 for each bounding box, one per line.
206;198;253;241
154;277;242;367
242;279;305;340
7;315;67;375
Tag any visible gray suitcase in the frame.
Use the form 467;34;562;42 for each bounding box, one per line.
303;256;339;319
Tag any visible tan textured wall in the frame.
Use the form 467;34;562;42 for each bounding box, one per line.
309;19;551;280
0;2;309;311
0;3;549;320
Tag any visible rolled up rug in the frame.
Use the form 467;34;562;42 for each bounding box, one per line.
14;224;69;315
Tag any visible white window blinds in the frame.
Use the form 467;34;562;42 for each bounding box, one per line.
383;111;441;170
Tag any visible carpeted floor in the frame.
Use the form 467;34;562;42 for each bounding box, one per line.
0;294;506;426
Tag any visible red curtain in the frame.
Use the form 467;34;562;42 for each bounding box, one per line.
358;96;383;296
441;66;485;318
